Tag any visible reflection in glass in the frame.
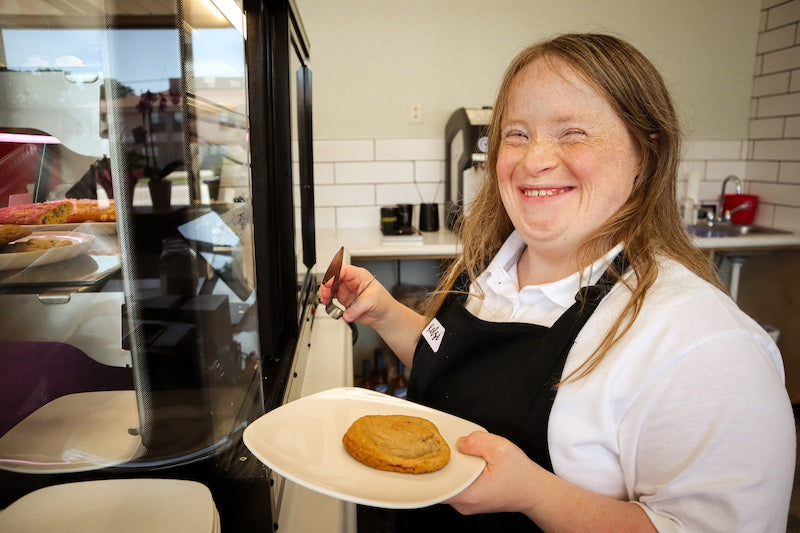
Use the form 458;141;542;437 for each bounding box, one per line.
0;1;272;530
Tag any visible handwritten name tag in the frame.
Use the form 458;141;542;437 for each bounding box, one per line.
422;318;444;353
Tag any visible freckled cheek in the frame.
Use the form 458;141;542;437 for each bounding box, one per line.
569;150;634;192
494;161;517;212
495;155;517;186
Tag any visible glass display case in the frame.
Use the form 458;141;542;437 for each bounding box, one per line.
0;1;315;531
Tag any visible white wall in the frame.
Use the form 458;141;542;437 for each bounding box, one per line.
297;0;800;233
297;0;761;140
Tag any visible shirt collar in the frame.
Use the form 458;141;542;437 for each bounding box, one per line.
478;231;624;309
475;231;525;295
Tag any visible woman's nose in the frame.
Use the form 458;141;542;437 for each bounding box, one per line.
521;139;557;175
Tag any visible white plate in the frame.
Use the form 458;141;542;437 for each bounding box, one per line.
0;231;94;270
243;387;486;509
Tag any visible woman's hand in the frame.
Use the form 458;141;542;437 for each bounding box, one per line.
318;264;385;327
446;432;657;532
318;263;429;366
445;431;541;516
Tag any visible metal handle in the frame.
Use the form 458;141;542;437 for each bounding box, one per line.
325;276;376;320
326;299;346;319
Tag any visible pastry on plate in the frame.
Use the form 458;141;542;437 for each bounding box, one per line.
0;201;72;225
342;414;450;474
0;224;32;247
0;236;72;254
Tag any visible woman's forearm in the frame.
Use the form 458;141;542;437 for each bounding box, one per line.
524;469;657;533
328;267;428;367
370;300;428;367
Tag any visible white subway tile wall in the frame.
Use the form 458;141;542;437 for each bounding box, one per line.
310;137;800;231
310;0;800;233
310;139;446;229
745;0;800;231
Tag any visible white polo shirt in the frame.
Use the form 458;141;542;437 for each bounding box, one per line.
465;231;795;532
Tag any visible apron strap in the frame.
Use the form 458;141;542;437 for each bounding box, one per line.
495;251;630;466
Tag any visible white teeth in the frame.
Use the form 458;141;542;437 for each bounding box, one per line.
523;188;564;197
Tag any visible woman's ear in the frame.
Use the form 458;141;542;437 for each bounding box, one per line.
649;132;661;143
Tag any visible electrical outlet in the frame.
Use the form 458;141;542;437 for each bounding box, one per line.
408;101;423;124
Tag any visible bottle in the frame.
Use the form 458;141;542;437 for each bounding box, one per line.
359;359;373;389
386;355;397;388
391;360;408;399
680;197;697;226
371;348;389;394
159;237;198;296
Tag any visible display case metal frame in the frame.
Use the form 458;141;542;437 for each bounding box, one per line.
244;0;316;411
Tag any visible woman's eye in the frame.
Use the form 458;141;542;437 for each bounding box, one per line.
561;128;586;138
503;130;528;143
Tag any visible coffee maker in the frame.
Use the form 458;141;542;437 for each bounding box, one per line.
444;107;492;230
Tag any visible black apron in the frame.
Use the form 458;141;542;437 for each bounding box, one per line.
397;253;628;533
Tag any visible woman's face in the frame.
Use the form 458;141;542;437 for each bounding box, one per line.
496;58;640;260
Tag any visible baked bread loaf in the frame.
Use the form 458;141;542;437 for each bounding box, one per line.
0;201;72;225
66;199;116;223
0;224;32;246
0;199;116;225
342;414;450;474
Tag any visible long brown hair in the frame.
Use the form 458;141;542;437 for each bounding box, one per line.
422;33;724;383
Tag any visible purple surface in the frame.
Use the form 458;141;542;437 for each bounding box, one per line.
0;342;133;437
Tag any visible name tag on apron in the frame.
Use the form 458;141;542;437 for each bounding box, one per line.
422;318;445;353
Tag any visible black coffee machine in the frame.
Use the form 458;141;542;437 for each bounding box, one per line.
444;107;492;230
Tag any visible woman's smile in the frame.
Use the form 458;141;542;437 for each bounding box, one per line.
521;187;573;198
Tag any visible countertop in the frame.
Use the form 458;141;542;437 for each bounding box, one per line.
311;226;800;270
688;230;800;253
316;227;459;264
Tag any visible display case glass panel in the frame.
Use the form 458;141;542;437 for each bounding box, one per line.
0;2;310;531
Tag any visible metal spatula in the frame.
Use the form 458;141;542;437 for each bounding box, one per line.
322;246;347;319
321;246;376;320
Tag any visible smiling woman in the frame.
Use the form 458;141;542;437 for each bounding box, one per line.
319;32;795;533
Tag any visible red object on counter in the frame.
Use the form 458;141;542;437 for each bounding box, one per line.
722;194;758;225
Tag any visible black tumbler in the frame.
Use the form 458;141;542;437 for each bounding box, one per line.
380;206;399;235
396;204;413;233
419;203;439;232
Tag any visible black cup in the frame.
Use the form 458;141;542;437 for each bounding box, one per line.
419;203;439;232
396;204;413;232
380;206;399;235
203;177;220;201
